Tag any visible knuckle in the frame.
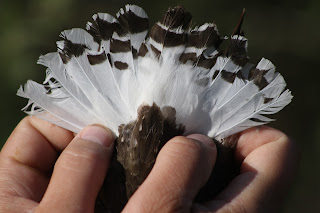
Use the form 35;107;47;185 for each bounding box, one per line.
147;195;190;213
169;136;203;154
58;142;106;170
65;145;103;162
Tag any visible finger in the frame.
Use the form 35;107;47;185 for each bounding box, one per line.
235;126;289;162
1;116;74;172
36;125;114;213
123;134;217;213
194;126;298;213
0;116;74;204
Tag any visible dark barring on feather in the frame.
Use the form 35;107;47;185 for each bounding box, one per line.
18;5;292;213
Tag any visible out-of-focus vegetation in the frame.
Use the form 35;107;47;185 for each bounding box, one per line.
1;0;319;212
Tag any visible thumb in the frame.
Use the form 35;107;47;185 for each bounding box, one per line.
36;125;114;213
123;134;217;213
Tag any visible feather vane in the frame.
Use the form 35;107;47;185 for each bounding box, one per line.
18;5;292;142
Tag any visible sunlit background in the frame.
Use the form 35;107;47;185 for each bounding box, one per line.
1;0;319;212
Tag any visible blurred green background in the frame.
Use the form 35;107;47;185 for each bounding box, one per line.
0;0;319;212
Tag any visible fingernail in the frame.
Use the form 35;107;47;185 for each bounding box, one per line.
187;134;215;148
80;125;113;147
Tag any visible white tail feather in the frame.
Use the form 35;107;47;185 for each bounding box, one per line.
18;5;292;142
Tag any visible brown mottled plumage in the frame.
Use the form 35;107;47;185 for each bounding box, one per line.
18;5;292;213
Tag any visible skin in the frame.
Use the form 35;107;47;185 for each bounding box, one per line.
0;116;298;213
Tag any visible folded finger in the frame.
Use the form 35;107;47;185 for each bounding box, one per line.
123;134;217;213
36;125;114;212
0;116;74;204
194;127;298;212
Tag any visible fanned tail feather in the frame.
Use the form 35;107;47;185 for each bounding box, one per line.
18;5;292;141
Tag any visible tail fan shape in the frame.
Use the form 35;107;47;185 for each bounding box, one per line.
18;5;292;142
18;5;292;211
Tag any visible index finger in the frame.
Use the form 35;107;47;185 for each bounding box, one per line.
1;116;74;172
193;126;298;212
0;116;74;204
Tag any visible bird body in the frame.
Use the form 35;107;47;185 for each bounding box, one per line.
18;5;292;212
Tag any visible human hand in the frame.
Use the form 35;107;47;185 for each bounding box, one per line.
0;116;114;212
123;126;298;213
0;116;297;213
